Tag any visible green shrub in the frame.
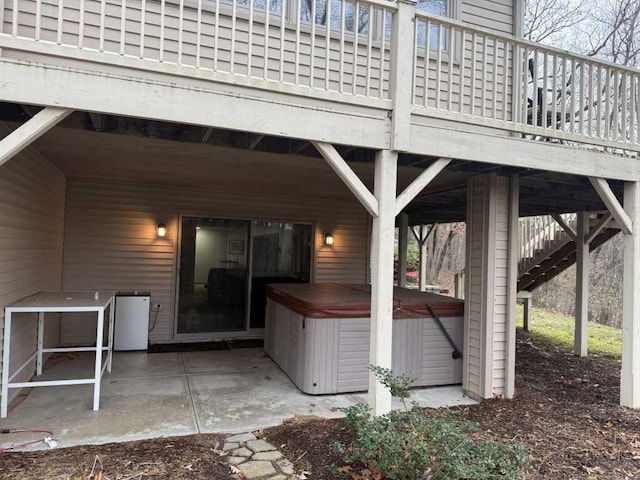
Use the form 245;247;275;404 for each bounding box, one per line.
332;367;530;480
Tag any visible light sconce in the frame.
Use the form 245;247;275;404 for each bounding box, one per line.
324;232;334;246
157;223;167;238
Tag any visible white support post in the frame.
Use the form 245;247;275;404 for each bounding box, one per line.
369;149;397;416
419;227;428;291
505;175;519;399
389;0;416;152
0;107;72;167
398;213;409;288
575;211;590;357
621;181;640;408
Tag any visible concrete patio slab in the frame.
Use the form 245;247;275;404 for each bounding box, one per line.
181;348;274;374
0;349;476;451
188;367;355;434
0;375;197;449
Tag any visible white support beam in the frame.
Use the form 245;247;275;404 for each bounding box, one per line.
621;181;640;408
369;149;397;416
398;213;409;288
0;107;72;167
590;177;633;235
585;213;613;245
394;158;450;216
505;175;519;399
313;141;379;217
551;213;577;241
574;212;590;357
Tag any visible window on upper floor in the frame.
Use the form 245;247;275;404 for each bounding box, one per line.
416;0;458;50
417;0;448;16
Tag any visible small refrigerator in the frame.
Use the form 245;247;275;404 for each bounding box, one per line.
114;292;150;351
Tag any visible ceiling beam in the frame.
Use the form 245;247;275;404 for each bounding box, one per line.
0;107;72;168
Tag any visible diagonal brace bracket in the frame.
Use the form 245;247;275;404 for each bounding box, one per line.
589;177;632;235
0;107;73;168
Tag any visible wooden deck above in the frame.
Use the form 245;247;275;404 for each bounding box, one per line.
0;0;638;181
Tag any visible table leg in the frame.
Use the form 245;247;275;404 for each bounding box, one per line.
93;308;104;411
107;299;114;372
1;310;12;418
36;312;44;375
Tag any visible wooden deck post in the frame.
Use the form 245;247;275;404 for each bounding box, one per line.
464;174;518;400
369;149;397;416
575;211;590;357
398;213;409;288
389;0;416;152
621;181;640;408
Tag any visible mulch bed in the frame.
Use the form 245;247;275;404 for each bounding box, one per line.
1;329;640;479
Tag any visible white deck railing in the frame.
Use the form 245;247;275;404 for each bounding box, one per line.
0;0;395;102
1;1;639;153
413;13;640;153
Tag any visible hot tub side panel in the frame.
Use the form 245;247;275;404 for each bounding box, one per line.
300;317;340;394
422;316;464;385
337;317;371;393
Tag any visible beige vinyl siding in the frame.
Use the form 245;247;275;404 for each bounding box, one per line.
464;174;512;399
5;0;391;98
0;127;66;404
464;176;485;395
61;178;369;345
461;0;514;35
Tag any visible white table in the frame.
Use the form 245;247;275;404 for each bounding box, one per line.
1;291;115;417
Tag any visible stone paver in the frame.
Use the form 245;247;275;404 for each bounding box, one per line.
223;442;239;451
231;447;253;457
275;458;295;475
253;450;283;461
226;432;257;443
238;460;277;478
246;439;276;453
224;432;297;479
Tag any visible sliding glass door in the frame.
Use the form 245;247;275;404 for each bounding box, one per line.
176;216;312;337
177;217;250;334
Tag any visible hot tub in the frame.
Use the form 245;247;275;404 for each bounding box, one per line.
265;283;464;395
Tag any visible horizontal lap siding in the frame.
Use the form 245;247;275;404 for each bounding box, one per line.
491;177;510;393
7;0;390;98
0;129;66;404
61;178;368;345
461;0;514;35
465;176;485;394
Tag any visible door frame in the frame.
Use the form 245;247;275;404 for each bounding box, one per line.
172;212;315;342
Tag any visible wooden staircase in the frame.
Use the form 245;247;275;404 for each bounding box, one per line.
517;213;619;292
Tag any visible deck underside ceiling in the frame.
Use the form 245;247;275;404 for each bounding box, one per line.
0;103;623;225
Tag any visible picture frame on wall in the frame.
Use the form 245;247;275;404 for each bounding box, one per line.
228;239;244;255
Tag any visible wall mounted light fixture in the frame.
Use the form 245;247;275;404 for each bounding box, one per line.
157;223;167;238
324;232;334;246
